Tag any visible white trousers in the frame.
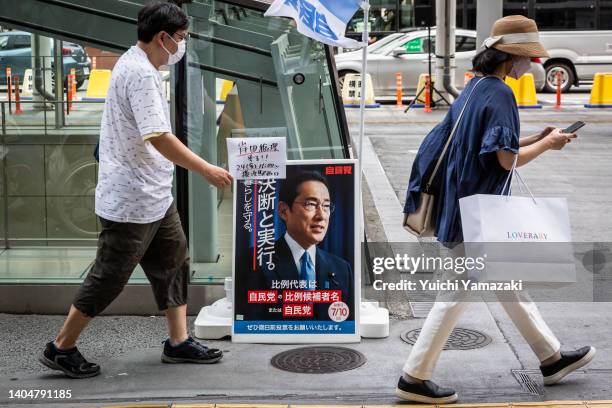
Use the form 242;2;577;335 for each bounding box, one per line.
403;289;561;380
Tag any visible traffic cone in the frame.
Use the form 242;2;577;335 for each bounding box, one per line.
505;74;542;109
585;73;612;108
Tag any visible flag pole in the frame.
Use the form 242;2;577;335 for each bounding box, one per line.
357;0;369;253
357;0;369;167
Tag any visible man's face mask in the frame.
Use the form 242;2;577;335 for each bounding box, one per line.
508;56;531;79
161;31;186;65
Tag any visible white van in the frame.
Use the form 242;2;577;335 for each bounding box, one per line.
539;30;612;92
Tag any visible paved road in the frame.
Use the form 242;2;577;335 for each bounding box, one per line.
347;104;612;242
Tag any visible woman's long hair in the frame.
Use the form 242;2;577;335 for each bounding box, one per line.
472;48;512;76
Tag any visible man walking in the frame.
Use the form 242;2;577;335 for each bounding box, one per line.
39;1;232;379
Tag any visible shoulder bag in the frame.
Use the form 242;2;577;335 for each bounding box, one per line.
403;77;488;237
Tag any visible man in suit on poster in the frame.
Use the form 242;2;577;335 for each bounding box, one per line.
237;170;353;321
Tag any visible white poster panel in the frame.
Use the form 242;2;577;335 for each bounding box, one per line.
232;160;360;343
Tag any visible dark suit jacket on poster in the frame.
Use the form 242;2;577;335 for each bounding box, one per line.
236;237;353;321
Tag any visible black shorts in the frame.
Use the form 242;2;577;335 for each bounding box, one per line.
73;202;190;317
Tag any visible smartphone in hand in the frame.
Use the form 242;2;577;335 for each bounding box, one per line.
563;121;586;133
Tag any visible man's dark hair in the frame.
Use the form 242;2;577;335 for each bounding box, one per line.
279;171;331;208
472;48;512;76
137;2;189;43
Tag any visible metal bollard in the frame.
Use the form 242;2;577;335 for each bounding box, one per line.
424;74;432;113
395;72;403;107
555;71;562;109
6;67;12;114
66;74;72;114
70;68;77;110
14;75;23;115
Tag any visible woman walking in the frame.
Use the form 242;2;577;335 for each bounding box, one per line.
397;15;595;403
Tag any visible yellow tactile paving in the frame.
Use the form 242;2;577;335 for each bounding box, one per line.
515;402;612;408
364;405;508;408
439;405;510;408
361;405;437;408
512;402;587;408
171;405;215;408
291;406;362;408
98;402;612;408
214;405;288;408
101;405;169;408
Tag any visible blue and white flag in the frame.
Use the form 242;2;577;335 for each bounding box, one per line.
264;0;364;48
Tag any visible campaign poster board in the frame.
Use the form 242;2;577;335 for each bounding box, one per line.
232;159;360;343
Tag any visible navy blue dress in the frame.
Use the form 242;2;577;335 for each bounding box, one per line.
404;76;520;244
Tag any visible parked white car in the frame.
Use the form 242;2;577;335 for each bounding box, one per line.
335;29;546;100
539;30;612;92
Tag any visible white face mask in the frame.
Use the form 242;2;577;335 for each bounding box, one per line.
508;56;531;79
161;31;186;65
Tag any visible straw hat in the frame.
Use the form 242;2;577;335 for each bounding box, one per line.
483;15;550;58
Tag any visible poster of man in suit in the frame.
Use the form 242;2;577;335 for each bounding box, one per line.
232;160;359;343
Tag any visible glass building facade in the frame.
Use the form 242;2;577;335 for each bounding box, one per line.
346;0;612;40
0;0;350;287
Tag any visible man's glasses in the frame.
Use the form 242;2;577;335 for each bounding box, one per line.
294;200;335;214
168;31;189;42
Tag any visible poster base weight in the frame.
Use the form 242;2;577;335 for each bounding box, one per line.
360;301;389;338
194;299;232;340
195;298;388;341
194;278;233;340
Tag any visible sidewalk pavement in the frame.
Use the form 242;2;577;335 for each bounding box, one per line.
0;103;610;407
0;300;610;406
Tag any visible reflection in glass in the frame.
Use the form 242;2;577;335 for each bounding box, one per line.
600;0;612;29
0;30;101;250
185;1;348;281
535;0;596;30
348;0;398;33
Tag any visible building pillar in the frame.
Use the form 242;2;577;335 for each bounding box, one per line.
476;0;503;49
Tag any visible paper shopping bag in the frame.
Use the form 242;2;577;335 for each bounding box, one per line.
459;194;576;283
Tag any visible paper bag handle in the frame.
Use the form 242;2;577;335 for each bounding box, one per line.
501;154;537;203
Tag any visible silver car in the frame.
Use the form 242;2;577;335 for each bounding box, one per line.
335;29;546;100
539;30;612;92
